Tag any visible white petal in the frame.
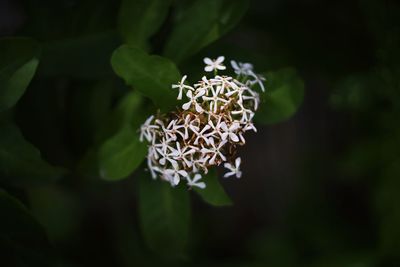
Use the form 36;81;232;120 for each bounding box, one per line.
217;65;226;70
173;174;180;185
181;75;187;83
220;132;228;141
195;182;206;189
204;65;214;72
224;171;235;178
203;57;213;65
193;174;202;182
216;56;225;63
195;103;203;113
182;102;191;110
230;60;239;70
224;163;233;170
235;157;241;168
229;133;239;142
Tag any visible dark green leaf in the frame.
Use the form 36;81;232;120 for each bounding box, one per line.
194;169;232;206
0;190;54;267
138;172;190;259
0;121;65;186
38;31;120;79
164;0;249;63
118;0;172;49
255;68;304;124
99;125;147;180
111;45;180;111
0;37;40;111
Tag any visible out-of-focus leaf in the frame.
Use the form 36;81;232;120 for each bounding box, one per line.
111;45;180;111
118;0;171;49
138;172;190;259
38;31;120;79
0;190;54;267
164;0;249;63
376;161;400;259
99;125;147;180
255;68;304;124
330;74;375;110
0;121;65;186
78;90;150;177
27;186;82;242
194;169;232;206
0;37;40;111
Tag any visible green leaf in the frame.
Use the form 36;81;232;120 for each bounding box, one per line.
99;125;147;180
138;172;190;259
255;68;304;124
118;0;172;49
0;190;54;267
0;37;40;111
0;121;65;186
194;169;232;206
164;0;249;63
38;31;120;79
111;45;181;112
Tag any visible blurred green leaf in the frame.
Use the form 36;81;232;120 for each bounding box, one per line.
0;37;40;111
194;169;232;206
27;186;82;242
376;161;400;260
111;45;180;111
0;121;65;186
0;190;54;267
99;125;147;181
38;31;120;79
138;172;190;259
164;0;249;63
255;68;304;124
118;0;171;49
78;90;149;177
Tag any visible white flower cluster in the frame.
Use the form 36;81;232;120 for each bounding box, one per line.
139;56;265;189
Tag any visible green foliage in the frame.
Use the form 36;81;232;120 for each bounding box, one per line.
164;0;249;63
0;37;40;111
99;125;147;180
0;121;65;186
38;32;120;79
194;169;232;206
111;45;181;112
256;68;304;124
118;0;171;49
0;190;53;267
138;172;190;259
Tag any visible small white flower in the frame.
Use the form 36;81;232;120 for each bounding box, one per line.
187;174;206;189
200;137;227;165
224;157;242;178
219;121;240;142
230;60;254;76
193;124;213;145
204;56;226;72
170;142;196;168
248;72;266;92
202;86;229;113
176;114;195;140
163;166;188;186
140;115;158;142
172;75;194;100
182;90;205;113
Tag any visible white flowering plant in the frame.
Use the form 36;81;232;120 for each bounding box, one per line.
139;56;265;189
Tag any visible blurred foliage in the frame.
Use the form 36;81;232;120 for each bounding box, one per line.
1;0;399;266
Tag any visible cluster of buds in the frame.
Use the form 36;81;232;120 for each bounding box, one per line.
139;56;265;189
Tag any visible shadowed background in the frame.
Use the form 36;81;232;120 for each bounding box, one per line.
1;0;399;266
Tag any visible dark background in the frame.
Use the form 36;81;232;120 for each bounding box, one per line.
1;0;399;266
